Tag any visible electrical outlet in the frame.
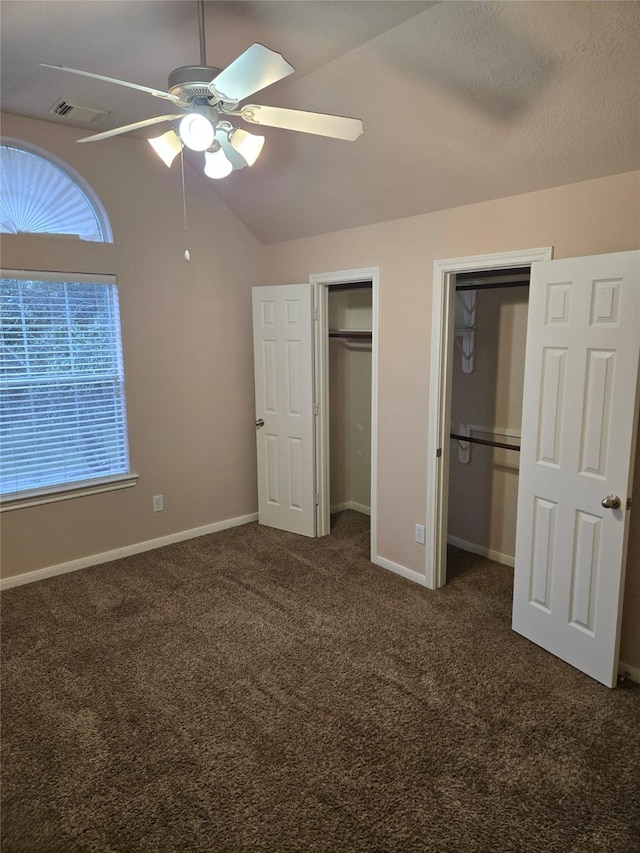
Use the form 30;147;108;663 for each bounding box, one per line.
415;524;425;545
152;495;164;512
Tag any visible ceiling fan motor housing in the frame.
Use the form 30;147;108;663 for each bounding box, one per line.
168;65;223;105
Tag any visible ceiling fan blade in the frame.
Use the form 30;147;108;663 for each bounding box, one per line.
239;105;364;141
40;63;184;104
209;44;294;103
77;114;185;143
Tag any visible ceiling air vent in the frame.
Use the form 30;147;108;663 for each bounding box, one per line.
48;98;111;124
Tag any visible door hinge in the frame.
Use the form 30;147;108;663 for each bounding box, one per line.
315;492;320;505
313;307;318;321
314;402;319;415
436;448;442;458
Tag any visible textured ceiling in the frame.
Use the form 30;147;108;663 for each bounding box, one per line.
1;1;639;244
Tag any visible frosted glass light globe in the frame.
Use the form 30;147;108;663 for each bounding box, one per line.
179;114;215;152
148;129;182;167
230;128;265;167
204;147;233;179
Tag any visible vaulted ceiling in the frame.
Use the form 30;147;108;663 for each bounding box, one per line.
1;1;639;244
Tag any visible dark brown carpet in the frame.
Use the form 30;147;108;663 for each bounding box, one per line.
2;511;639;853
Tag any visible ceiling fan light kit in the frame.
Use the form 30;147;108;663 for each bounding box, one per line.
148;116;265;178
40;2;363;183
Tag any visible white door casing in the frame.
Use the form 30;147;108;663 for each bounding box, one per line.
311;267;380;558
513;251;640;687
426;248;553;589
252;284;316;537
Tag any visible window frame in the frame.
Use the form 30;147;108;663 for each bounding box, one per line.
0;269;137;512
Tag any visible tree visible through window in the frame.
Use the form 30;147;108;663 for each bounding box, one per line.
0;272;130;499
0;141;129;504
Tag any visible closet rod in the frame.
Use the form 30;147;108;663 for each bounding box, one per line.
329;330;372;339
450;432;521;452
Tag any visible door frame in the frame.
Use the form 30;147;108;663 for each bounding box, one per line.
310;267;380;561
425;247;553;589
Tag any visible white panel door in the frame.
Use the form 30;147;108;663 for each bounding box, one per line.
513;251;640;687
252;284;315;537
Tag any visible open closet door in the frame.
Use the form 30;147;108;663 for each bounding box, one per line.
513;251;640;687
252;284;316;537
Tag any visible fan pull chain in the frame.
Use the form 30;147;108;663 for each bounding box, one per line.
180;149;190;262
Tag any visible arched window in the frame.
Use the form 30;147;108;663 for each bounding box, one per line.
0;139;113;243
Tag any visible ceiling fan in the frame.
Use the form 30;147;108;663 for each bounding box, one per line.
40;1;364;180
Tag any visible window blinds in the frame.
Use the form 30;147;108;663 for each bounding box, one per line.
0;271;130;498
0;145;106;242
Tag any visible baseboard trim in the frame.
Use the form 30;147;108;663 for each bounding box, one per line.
373;555;427;587
331;501;371;516
618;661;640;685
0;513;259;591
447;535;515;568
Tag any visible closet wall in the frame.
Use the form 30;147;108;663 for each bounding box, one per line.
448;284;529;563
328;287;372;515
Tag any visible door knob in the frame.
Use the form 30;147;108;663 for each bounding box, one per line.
255;418;264;427
601;494;621;509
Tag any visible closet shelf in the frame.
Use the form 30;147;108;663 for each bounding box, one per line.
329;329;372;340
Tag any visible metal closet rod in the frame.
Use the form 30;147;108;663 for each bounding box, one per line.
328;329;372;339
450;432;521;452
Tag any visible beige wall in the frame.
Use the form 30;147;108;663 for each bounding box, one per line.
264;170;640;669
1;112;638;672
448;286;528;561
1;112;264;576
329;341;372;512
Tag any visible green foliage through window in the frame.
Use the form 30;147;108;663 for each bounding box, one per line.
0;272;130;497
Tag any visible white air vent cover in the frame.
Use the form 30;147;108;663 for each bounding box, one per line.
48;98;111;124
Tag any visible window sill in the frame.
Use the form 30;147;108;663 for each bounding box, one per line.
0;473;138;512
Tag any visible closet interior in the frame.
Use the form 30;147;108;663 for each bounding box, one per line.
447;267;530;574
328;282;372;520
